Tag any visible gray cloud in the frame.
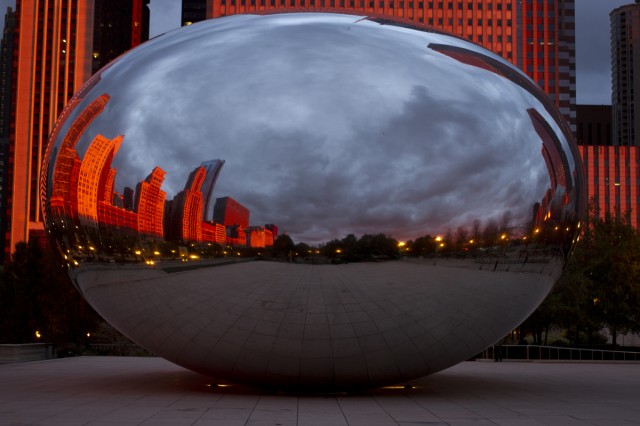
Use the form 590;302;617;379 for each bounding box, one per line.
146;1;622;106
57;14;571;244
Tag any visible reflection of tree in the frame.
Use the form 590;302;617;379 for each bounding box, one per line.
454;226;468;252
273;234;295;258
319;233;399;262
482;219;500;247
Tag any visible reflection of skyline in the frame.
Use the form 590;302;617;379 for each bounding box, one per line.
39;14;585;250
46;93;574;256
46;93;277;250
46;88;572;250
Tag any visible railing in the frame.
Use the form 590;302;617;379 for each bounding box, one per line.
480;345;640;362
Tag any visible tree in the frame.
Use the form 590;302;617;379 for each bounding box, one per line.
521;209;640;348
0;241;101;346
586;212;640;347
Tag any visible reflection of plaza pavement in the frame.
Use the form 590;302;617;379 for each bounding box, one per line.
1;356;638;425
72;260;555;389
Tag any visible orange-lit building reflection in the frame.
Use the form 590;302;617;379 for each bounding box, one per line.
46;94;277;252
169;165;206;243
427;43;583;224
135;167;167;240
49;94;111;222
78;135;124;230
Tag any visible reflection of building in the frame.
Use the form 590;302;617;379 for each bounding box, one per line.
427;42;583;219
611;2;640;147
246;226;274;248
77;135;123;229
50;94;111;221
428;42;574;147
528;109;571;194
135;167;167;240
197;0;575;132
202;221;227;244
169;166;206;243
579;145;640;229
123;187;135;211
200;159;225;221
265;224;279;240
45;108;275;248
225;224;246;247
214;196;250;228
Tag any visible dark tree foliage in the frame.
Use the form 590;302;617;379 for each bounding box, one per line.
272;234;295;257
520;210;640;348
0;241;101;346
320;233;399;262
586;212;640;347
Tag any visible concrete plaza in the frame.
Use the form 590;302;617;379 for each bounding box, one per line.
1;356;639;425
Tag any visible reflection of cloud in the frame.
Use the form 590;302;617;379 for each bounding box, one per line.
57;14;568;244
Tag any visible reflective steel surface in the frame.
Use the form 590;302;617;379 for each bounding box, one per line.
41;13;584;391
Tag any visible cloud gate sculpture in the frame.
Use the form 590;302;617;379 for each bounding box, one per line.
41;13;584;391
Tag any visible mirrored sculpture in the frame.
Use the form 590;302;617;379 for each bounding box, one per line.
41;13;584;391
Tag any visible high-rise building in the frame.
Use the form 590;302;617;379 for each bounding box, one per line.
182;0;208;26
0;7;15;263
611;2;640;147
579;145;640;229
92;0;151;73
576;105;612;146
198;0;576;132
4;0;150;261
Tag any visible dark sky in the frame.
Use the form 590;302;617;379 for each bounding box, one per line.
0;0;631;105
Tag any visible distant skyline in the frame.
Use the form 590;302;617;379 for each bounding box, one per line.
0;0;632;105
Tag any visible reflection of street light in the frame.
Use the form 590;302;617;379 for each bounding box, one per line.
434;236;443;265
35;331;41;339
398;241;409;255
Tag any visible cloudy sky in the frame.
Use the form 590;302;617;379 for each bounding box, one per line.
147;0;629;105
0;0;626;103
52;14;574;243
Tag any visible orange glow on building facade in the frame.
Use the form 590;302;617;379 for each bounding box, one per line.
578;145;640;229
9;0;94;255
203;0;575;132
4;0;149;261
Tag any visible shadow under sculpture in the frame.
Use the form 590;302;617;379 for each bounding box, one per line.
40;13;584;391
